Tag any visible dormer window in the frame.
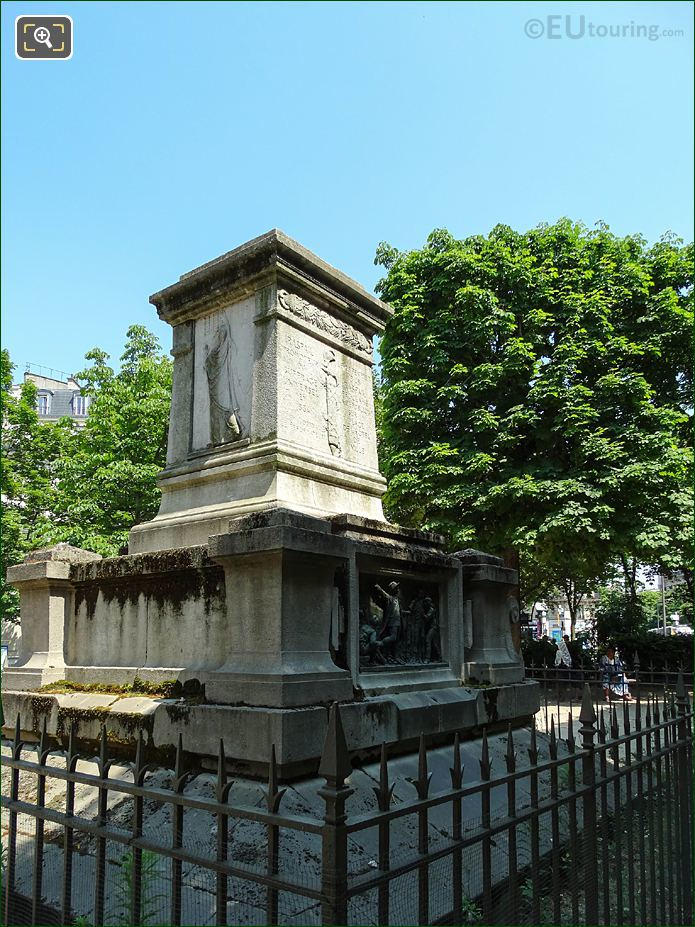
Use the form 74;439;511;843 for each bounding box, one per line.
37;393;50;415
73;393;87;416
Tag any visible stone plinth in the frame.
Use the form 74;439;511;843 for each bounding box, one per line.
456;549;525;685
206;511;354;707
129;230;392;554
2;545;101;692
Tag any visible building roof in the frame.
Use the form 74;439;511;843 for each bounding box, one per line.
37;388;82;419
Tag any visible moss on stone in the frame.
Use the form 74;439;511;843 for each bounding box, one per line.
38;677;181;699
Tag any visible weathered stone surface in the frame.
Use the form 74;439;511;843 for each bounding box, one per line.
457;549;525;685
1;681;539;776
130;230;392;554
24;543;102;564
2;234;537;765
3;545;102;692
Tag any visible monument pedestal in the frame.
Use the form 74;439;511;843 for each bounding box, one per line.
2;231;538;775
129;230;390;554
206;512;354;707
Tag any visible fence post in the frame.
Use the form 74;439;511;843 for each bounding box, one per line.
94;726;112;927
375;742;394;925
265;744;286;926
31;720;51;926
318;702;353;926
4;715;23;927
579;684;599;925
676;673;692;925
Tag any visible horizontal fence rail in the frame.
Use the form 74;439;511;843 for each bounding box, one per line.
1;680;692;926
525;652;693;737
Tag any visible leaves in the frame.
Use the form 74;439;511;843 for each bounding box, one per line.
375;220;693;616
1;327;172;587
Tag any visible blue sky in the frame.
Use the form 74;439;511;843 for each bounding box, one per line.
2;0;693;377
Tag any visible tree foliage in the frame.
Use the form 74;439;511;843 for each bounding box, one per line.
1;327;172;607
1;350;71;619
45;326;172;555
375;221;693;625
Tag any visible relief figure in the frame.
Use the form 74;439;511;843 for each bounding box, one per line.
205;317;242;446
322;349;341;456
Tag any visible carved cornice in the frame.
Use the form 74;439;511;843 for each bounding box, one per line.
277;289;372;357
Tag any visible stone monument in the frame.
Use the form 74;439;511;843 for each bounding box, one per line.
2;231;537;777
129;230;389;553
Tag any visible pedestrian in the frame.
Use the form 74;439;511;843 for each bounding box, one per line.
555;634;577;696
600;645;633;701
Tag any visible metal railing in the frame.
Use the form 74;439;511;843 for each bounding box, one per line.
525;652;693;735
1;679;692;926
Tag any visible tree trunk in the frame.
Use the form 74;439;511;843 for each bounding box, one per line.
569;604;577;640
620;554;639;604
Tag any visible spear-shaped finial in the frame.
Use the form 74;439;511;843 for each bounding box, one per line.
319;702;352;788
527;717;538;765
173;732;191;793
413;733;432;800
266;744;286;813
38;716;50;765
549;716;557;760
98;725;109;773
598;708;606;743
216;739;227;798
610;703;619;739
13;712;22;757
566;709;575;751
632;688;641;732
662;690;669;721
67;723;77;767
373;741;395;811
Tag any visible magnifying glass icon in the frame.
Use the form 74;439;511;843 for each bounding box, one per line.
33;26;53;49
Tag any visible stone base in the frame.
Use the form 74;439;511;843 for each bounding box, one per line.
1;681;540;779
204;669;354;708
1;666;67;692
463;660;526;686
128;441;388;554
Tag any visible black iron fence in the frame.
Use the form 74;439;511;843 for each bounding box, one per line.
1;680;692;926
526;652;693;736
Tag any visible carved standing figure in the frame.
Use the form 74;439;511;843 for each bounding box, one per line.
322;349;341;456
422;596;441;663
205;321;241;446
373;581;402;663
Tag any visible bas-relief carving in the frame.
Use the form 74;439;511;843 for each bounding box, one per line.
192;305;253;452
359;577;442;669
205;320;241;444
277;289;371;357
508;594;522;656
322;349;341;457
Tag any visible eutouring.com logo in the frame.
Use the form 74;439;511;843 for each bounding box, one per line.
524;16;685;41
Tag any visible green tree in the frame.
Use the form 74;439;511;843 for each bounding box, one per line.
375;221;693;636
43;326;172;556
1;350;72;620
